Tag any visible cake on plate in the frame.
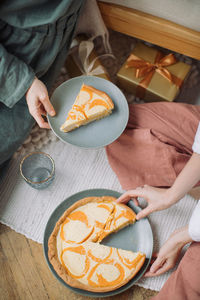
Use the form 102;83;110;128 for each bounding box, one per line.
48;196;146;292
60;84;114;132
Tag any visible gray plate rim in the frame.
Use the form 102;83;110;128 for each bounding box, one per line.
47;76;129;149
43;188;153;297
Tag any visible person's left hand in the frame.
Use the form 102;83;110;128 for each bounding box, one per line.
145;226;192;277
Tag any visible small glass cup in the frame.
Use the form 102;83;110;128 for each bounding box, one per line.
20;152;55;189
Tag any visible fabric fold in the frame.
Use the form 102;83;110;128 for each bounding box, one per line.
106;102;200;190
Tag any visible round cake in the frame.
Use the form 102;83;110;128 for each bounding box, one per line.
48;196;146;292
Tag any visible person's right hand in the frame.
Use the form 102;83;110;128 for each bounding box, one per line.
117;185;176;220
145;226;192;277
26;77;56;129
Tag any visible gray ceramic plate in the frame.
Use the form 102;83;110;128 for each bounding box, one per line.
47;76;129;148
43;189;153;297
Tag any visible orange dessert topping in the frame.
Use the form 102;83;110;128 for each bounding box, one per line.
60;211;94;243
73;105;88;119
61;246;90;279
89;99;110;110
67;104;88;121
114;210;135;227
88;248;112;263
117;250;145;270
96;231;108;242
81;85;93;101
66;111;77;120
95;220;105;229
68;211;90;226
97;203;114;213
87;261;125;287
95;204;116;242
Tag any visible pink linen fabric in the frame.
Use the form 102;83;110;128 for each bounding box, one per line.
106;102;200;189
152;242;200;300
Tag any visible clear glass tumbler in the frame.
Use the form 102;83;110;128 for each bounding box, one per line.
20;152;55;189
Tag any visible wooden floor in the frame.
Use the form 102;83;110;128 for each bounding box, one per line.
0;224;158;300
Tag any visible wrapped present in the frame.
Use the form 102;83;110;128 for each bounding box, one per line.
65;39;111;81
117;42;191;102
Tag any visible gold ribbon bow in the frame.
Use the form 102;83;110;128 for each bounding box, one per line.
126;51;183;98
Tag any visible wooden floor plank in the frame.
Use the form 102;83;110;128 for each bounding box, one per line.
0;240;20;300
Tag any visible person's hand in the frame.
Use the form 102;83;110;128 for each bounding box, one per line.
117;185;176;220
145;226;192;277
26;77;56;129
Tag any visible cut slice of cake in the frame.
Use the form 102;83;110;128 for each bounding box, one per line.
48;196;146;292
55;241;145;292
60;84;114;132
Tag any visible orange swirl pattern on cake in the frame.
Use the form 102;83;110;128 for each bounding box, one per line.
60;84;114;132
49;197;146;292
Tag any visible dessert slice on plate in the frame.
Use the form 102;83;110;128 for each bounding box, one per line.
60;84;114;132
56;241;145;292
48;196;146;292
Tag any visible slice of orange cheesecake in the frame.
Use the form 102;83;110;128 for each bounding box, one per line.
60;84;114;132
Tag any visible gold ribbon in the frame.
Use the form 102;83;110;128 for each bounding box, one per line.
77;40;114;76
126;51;183;98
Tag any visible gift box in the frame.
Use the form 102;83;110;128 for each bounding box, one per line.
65;39;110;81
117;42;191;102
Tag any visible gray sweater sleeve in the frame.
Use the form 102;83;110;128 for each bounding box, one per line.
0;43;35;108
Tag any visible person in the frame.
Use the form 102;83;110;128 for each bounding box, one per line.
107;102;200;299
0;0;86;179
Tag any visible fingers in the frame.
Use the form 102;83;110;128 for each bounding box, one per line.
150;255;165;274
145;260;172;277
117;185;151;204
116;193;131;204
36;93;55;128
145;254;175;277
153;260;172;276
28;102;50;129
117;186;157;220
32;110;50;129
144;252;157;275
39;93;56;117
132;198;139;206
116;189;144;204
144;256;164;277
26;78;56;129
